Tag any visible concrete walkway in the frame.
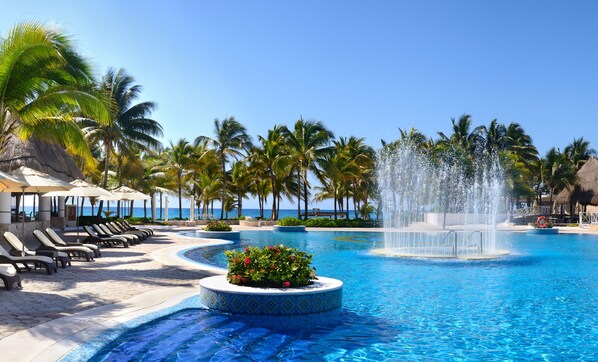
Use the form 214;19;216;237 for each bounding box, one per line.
0;229;216;340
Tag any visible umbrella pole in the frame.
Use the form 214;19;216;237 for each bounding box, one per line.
21;187;26;256
76;196;80;242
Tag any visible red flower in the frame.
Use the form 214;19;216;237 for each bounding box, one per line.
244;257;251;266
270;264;276;270
245;246;250;252
289;255;295;261
282;281;291;288
241;277;247;283
275;248;281;253
249;269;255;274
233;258;239;264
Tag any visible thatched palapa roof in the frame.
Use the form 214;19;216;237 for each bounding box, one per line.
555;157;598;205
0;135;83;182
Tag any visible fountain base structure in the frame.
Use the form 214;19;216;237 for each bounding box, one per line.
377;142;509;259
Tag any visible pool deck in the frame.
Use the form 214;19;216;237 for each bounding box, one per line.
0;223;594;360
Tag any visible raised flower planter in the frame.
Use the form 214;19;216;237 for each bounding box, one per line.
527;216;558;234
199;244;343;315
527;228;559;234
273;225;306;232
199;275;342;315
193;230;241;240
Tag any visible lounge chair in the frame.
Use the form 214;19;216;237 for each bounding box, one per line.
107;222;147;240
0;244;56;275
45;228;101;258
120;220;153;236
0;265;22;290
33;230;94;262
3;232;70;268
94;224;140;244
83;226;129;248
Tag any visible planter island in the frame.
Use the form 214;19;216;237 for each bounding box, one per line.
192;230;241;240
199;275;343;315
273;225;306;232
526;228;559;234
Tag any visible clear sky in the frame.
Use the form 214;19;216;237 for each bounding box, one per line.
3;1;598;209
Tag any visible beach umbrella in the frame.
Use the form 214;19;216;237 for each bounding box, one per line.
4;166;73;254
99;186;150;218
43;179;113;241
0;170;26;191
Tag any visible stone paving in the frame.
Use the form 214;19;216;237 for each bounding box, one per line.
0;228;215;340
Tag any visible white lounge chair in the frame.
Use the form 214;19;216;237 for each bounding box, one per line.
45;228;101;258
0;244;56;275
3;231;70;268
33;230;94;262
0;264;21;290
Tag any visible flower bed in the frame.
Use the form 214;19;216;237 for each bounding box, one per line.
225;245;316;288
204;220;232;231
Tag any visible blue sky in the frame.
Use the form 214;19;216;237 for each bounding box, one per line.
3;1;598;209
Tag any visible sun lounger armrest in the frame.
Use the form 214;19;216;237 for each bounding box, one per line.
0;255;20;271
8;249;22;257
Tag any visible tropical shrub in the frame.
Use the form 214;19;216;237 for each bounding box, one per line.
204;220;232;231
225;245;316;288
277;217;304;226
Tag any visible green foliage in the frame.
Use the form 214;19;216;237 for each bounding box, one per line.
225;245;316;288
303;218;382;228
125;217;151;224
277;217;304;226
204;220;232;231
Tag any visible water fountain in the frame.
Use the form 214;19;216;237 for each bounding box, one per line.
373;142;509;259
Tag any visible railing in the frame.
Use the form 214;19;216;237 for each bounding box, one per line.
509;206;538;219
579;212;598;228
440;230;484;257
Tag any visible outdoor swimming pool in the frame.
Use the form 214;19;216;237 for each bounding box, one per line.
82;230;597;360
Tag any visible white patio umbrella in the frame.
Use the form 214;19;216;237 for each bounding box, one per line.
99;186;150;218
5;166;73;254
43;179;112;241
0;170;26;191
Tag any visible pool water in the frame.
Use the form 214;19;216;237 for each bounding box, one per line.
87;231;597;361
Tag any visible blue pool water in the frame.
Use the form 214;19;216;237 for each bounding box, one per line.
84;231;597;361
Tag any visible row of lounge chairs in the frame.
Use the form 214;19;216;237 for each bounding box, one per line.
0;221;154;291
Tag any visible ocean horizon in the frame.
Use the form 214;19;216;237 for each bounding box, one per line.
20;206;360;220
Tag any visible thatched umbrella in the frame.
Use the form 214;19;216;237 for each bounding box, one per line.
555;158;598;211
0;135;83;181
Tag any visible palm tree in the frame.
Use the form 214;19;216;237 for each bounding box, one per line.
163;139;194;219
542;148;576;214
0;22;110;160
195;117;251;219
82;68;162;216
230;161;252;218
564;137;596;170
280;118;334;220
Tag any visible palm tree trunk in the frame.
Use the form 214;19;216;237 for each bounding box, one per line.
345;181;350;219
177;173;183;219
297;169;301;218
97;143;111;217
334;186;337;220
303;169;309;221
220;158;226;220
238;191;242;218
270;175;277;220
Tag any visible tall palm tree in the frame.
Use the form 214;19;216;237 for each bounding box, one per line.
230;161;252;218
82;68;162;216
254;126;292;220
0;22;110;160
564;137;596;170
195;117;251;219
280;118;334;220
542;148;576;214
163;139;194;219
